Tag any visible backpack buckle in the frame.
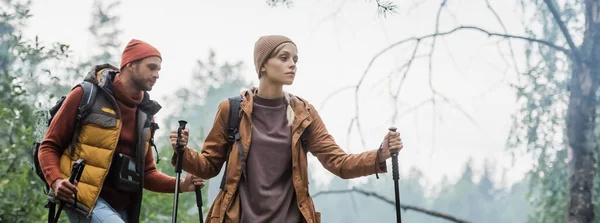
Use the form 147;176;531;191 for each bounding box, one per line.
227;127;237;142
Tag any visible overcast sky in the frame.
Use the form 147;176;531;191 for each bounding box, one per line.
23;0;535;192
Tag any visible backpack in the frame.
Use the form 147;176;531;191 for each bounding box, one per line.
31;81;97;223
218;95;309;190
32;81;98;194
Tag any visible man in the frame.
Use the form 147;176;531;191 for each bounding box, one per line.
38;39;203;223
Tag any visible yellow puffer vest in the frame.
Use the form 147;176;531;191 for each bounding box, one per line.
49;64;161;222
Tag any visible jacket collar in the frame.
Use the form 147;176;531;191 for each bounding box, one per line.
239;87;312;128
84;63;162;116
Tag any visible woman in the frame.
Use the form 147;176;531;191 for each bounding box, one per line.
170;35;403;223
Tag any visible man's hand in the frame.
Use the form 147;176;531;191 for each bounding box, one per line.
180;173;205;192
52;178;79;201
378;130;403;161
170;128;189;152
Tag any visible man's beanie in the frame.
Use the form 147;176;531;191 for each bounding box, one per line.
253;35;296;78
120;39;162;70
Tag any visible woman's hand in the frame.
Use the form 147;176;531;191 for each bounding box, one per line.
170;128;190;152
378;130;403;161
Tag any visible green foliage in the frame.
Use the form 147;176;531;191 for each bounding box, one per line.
0;0;71;222
507;0;581;222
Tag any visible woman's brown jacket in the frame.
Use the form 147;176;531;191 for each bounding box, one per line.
172;89;387;223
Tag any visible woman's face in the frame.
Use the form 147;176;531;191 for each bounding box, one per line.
261;43;298;86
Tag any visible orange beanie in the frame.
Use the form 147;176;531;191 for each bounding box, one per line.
120;39;162;70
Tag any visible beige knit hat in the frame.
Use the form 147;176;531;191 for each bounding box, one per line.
253;35;296;78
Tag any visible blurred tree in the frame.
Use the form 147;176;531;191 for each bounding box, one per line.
0;0;70;222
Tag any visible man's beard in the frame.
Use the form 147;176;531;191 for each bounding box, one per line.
133;77;151;91
132;68;151;91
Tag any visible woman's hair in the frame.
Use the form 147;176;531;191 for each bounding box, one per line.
283;92;294;127
252;88;295;127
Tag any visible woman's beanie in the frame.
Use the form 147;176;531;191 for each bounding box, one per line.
253;35;295;78
120;39;162;70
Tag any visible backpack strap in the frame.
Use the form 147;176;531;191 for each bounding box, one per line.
219;95;243;190
300;129;309;153
43;81;96;223
69;81;97;157
150;121;160;164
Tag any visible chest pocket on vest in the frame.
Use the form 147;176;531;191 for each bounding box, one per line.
84;112;117;128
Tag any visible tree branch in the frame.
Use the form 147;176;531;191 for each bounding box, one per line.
319;85;355;111
313;188;471;223
485;0;521;76
349;25;569;140
391;42;421;124
322;15;569;151
369;54;427;94
365;26;569;77
542;0;583;65
426;0;448;153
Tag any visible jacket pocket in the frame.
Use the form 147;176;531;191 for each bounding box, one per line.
83;112;117;128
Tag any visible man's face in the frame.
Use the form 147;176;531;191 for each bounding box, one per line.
130;56;162;91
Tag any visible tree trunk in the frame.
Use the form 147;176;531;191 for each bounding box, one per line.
567;1;600;222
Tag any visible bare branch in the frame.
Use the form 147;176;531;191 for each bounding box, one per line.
323;10;569;151
428;0;447;93
485;0;521;75
313;188;471;223
377;98;434;129
319;85;356;111
346;117;356;149
365;26;569;79
542;0;583;65
369;53;428;93
391;41;421;124
425;0;448;153
436;93;486;135
341;25;570;148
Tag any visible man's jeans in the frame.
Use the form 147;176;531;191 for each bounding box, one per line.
64;197;128;223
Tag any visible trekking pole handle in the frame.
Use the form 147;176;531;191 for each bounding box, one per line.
175;120;188;174
69;159;86;183
389;127;399;180
177;120;188;150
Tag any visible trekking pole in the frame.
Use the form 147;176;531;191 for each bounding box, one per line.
389;127;402;223
52;158;86;223
195;185;204;223
172;120;187;223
